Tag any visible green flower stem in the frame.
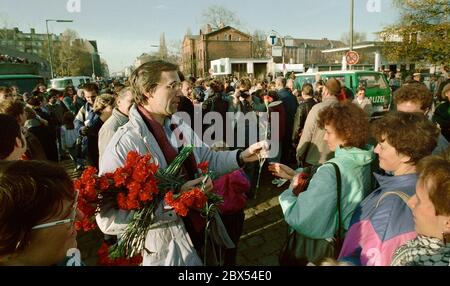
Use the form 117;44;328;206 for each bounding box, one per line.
109;145;194;259
255;109;270;198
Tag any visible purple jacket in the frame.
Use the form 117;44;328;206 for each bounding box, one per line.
338;173;417;266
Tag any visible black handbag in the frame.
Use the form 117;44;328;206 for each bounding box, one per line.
75;136;83;159
279;162;343;266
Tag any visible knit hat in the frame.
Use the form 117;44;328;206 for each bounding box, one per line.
326;78;341;96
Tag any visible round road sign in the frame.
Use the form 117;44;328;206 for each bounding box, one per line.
346;51;360;65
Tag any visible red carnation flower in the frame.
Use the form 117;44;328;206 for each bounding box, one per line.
98;176;110;191
263;95;274;104
197;161;209;174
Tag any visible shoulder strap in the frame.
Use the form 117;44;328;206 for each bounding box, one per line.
375;191;410;209
364;190;411;220
325;162;342;242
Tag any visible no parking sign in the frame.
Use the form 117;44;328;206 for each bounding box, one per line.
346;51;360;65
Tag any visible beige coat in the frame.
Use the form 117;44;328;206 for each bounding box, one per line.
296;96;338;165
97;104;240;266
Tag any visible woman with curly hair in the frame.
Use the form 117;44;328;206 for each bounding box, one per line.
339;112;439;266
271;102;375;264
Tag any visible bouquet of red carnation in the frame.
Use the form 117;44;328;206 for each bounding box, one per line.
164;161;224;264
74;145;196;261
164;161;223;218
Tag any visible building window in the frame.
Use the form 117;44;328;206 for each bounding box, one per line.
228;35;232;41
220;65;225;73
224;34;228;40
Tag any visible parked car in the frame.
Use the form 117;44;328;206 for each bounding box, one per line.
49;76;92;91
295;70;393;115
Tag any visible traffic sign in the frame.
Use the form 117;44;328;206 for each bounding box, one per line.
346;50;360;65
272;46;282;57
267;31;279;46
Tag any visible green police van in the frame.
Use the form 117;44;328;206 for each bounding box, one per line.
294;70;393;115
0;74;45;93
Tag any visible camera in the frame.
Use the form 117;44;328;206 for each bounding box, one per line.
239;90;251;99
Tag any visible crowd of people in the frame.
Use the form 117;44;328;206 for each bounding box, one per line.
0;60;449;266
0;54;35;64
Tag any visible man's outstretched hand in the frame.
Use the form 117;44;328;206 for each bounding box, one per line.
240;141;270;163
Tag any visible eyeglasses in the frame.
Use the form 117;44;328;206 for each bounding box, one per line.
31;191;78;230
158;81;182;91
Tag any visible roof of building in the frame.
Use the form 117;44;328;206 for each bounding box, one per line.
290;38;346;49
205;26;251;39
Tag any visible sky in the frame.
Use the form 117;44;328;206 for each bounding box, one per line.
0;0;401;73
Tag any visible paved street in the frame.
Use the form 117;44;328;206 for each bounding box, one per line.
63;161;288;266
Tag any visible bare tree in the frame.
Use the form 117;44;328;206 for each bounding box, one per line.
252;30;269;58
167;39;182;65
54;29;79;76
340;31;368;45
201;5;242;30
42;29;108;77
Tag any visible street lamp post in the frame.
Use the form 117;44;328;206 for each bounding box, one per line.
45;19;73;78
91;52;96;80
349;0;354;70
350;0;354;52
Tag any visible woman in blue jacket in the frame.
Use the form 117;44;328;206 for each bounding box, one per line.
271;102;375;244
340;112;439;266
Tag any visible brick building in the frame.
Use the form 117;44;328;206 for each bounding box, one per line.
182;25;252;77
